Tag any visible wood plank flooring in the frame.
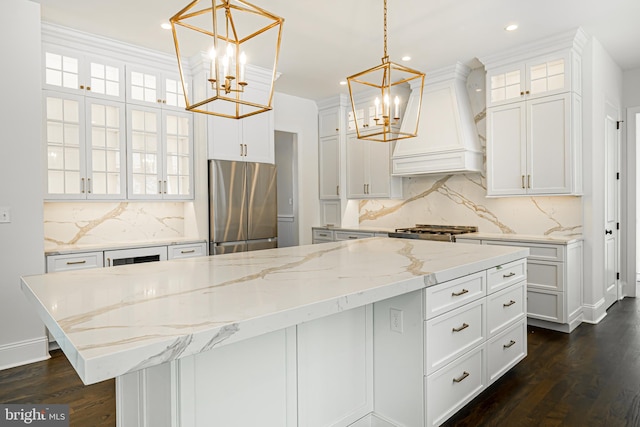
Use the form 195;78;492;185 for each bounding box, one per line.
0;298;638;426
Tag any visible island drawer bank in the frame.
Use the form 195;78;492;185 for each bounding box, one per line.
312;226;392;243
456;233;583;333
22;238;528;427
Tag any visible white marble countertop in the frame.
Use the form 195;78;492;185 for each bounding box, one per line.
456;232;583;245
22;238;527;385
45;237;208;256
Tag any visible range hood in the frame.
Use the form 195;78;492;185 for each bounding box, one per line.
392;62;483;176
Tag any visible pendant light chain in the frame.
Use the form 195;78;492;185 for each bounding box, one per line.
383;0;388;59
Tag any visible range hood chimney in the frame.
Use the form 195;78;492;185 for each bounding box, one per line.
392;62;482;176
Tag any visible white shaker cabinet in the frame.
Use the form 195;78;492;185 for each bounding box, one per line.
487;92;580;195
346;133;401;199
318;135;340;199
125;65;189;111
482;29;586;197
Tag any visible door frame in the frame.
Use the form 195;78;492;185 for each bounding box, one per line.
624;106;640;298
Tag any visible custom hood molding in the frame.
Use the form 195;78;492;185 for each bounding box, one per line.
392;62;483;176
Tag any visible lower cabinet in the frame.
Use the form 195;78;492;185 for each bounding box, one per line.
458;237;583;333
424;271;527;427
312;227;388;244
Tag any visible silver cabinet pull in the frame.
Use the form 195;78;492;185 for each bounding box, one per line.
319;233;328;237
240;144;243;156
452;289;469;297
452;323;469;333
243;144;248;156
164;180;167;194
503;340;516;349
521;175;525;189
527;174;531;188
180;249;195;254
158;180;163;194
336;185;339;196
66;260;87;265
81;177;85;193
348;236;358;239
503;300;516;307
503;272;516;278
87;178;91;194
453;371;469;383
106;258;111;267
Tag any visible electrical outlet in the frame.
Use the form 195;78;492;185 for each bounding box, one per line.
390;308;403;333
0;207;10;223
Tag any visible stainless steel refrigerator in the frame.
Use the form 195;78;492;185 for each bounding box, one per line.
209;160;278;255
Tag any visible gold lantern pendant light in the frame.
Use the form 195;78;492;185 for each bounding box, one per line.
346;0;425;142
170;0;284;119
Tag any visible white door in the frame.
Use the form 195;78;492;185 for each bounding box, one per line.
604;102;620;308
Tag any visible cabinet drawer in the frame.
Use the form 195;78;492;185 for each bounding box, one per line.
487;258;526;294
487;319;527;385
425;344;486;427
528;260;563;291
312;229;334;241
334;231;374;241
46;252;104;273
527;289;564;323
487;281;526;337
425;298;485;375
425;271;486;319
484;240;564;262
168;242;207;260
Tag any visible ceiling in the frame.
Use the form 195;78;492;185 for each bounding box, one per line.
34;0;640;101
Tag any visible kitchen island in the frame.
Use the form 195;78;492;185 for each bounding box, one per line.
21;238;528;427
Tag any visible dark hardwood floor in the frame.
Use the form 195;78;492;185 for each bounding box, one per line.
446;297;640;427
0;349;115;426
0;298;639;426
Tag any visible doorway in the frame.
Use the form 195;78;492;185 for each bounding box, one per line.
275;131;299;247
604;102;621;308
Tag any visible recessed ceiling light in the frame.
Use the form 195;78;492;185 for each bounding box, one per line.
505;24;518;32
161;22;172;30
401;56;411;62
339;81;347;86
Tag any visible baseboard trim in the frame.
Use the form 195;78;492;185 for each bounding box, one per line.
0;336;50;371
582;298;607;324
350;413;399;427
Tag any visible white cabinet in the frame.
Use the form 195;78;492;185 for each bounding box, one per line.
168;242;207;259
208;85;275;164
43;44;125;101
347;102;377;135
483;30;586;197
125;65;188;111
458;236;584;333
43;91;127;200
487;92;580;196
319;135;340;199
46;251;104;273
486;52;576;108
318;108;340;138
126;105;193;199
346;134;401;199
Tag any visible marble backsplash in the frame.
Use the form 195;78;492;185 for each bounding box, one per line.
44;202;186;251
358;66;583;237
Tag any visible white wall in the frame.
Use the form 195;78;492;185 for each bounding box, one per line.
273;93;320;245
582;37;623;322
0;0;49;369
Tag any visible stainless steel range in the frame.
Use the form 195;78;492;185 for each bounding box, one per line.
388;224;478;242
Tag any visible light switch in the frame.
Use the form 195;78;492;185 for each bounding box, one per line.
0;207;11;223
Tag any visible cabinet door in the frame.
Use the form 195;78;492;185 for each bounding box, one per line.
319;109;340;138
163;111;193;199
208;115;243;161
127;105;163;199
126;66;163;107
85;98;126;199
43;91;87;199
319;135;340;199
486;103;527;196
367;141;392;197
527;93;571;194
346;134;367;198
526;54;570;100
486;64;525;107
243;110;275;164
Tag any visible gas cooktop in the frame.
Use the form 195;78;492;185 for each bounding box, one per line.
388;225;478;242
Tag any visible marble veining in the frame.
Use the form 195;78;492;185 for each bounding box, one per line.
358;67;582;238
44;202;186;251
21;238;527;385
